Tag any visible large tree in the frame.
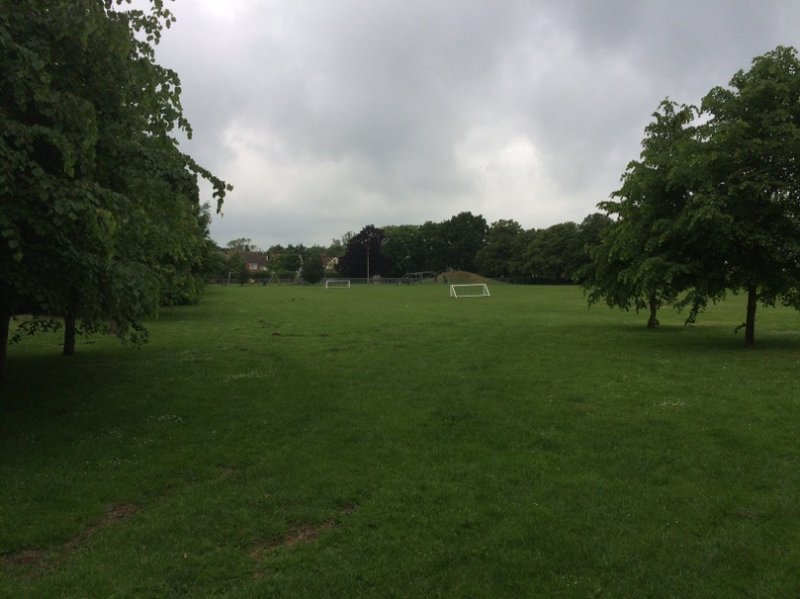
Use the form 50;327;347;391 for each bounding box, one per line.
570;213;612;285
337;225;389;279
300;250;325;285
417;220;444;272
0;1;230;378
523;222;584;283
278;244;306;274
382;224;427;276
583;100;698;327
689;46;800;345
474;219;527;278
436;211;488;272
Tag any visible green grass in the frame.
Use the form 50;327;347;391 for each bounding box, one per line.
2;283;800;597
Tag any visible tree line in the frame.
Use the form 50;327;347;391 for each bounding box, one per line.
332;213;610;283
224;211;611;286
1;1;230;381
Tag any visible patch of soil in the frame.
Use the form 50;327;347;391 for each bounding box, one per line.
1;549;51;571
64;503;139;552
250;503;359;563
2;503;139;575
438;271;491;284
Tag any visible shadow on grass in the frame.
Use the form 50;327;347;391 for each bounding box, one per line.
579;320;800;353
4;344;136;409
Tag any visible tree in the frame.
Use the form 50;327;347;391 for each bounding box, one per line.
382;224;426;276
279;244;305;274
337;225;389;278
0;1;230;379
227;238;258;252
201;241;228;282
570;213;612;285
474;219;527;277
2;1;114;363
418;220;444;271
437;212;488;272
327;237;346;257
300;251;325;284
689;46;800;345
523;222;584;283
583;100;698;327
223;252;247;284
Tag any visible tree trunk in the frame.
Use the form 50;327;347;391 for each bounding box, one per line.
63;311;76;356
745;285;757;346
646;294;660;329
0;292;11;386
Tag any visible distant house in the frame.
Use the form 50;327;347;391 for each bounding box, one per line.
239;251;269;271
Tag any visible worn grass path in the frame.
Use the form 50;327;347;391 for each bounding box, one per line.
2;284;799;597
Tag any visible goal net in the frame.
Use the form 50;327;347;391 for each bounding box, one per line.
325;279;351;289
449;283;491;298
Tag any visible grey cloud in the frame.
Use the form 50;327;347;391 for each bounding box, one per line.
148;0;800;247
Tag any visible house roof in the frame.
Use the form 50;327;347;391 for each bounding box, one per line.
235;251;269;268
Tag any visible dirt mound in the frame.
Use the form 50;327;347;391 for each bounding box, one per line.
437;271;492;284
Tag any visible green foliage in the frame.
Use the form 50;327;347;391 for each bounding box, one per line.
326;237;345;257
278;244;305;273
337;225;389;278
587;46;800;342
381;224;427;276
0;0;230;377
693;46;800;343
226;238;257;252
222;252;246;282
200;242;228;281
334;212;489;277
584;100;702;326
300;251;325;284
523;222;584;282
435;211;488;272
474;219;527;277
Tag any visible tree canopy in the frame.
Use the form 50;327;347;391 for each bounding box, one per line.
0;0;230;379
583;100;698;327
226;238;258;252
337;225;390;279
474;219;527;278
300;250;325;285
585;46;800;344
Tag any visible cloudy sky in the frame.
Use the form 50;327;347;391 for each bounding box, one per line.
149;0;800;249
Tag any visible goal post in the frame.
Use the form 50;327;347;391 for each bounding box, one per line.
449;283;491;298
325;278;351;289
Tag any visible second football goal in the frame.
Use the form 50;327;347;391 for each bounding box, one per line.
325;279;351;288
449;283;491;298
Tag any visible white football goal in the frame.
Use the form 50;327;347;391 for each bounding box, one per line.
325;279;351;289
449;283;491;298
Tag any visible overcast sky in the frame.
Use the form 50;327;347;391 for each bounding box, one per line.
149;0;800;249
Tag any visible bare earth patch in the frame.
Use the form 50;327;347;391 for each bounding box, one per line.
64;503;139;552
1;549;51;570
1;503;139;575
250;504;358;575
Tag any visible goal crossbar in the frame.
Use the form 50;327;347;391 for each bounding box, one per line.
325;279;351;288
449;283;491;298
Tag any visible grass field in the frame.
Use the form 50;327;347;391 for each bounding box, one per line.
2;283;800;597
